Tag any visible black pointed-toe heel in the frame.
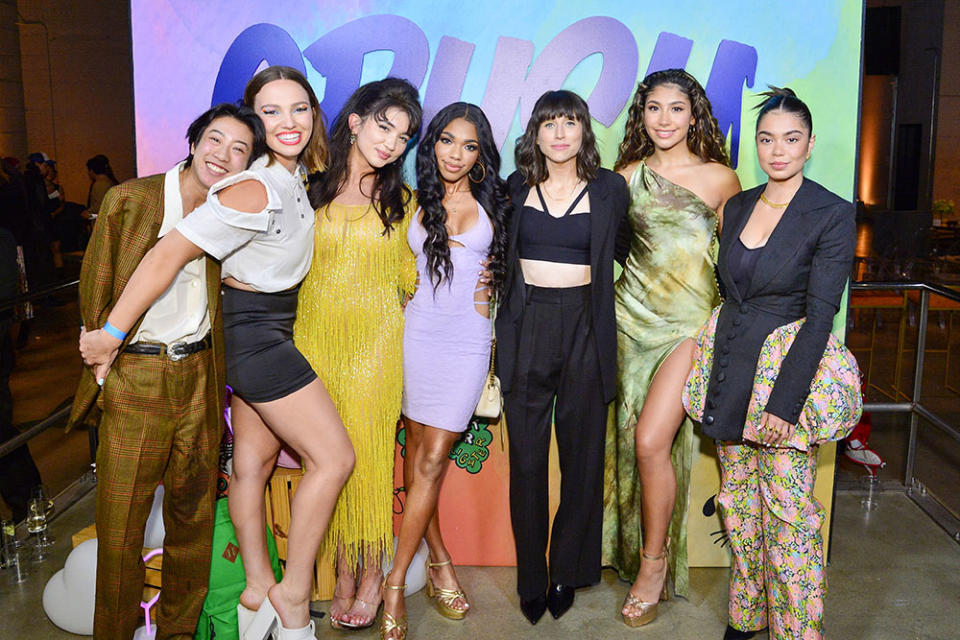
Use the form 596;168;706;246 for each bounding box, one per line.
520;594;547;625
546;583;574;619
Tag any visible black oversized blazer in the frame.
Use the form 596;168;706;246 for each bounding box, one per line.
700;178;856;442
495;168;630;404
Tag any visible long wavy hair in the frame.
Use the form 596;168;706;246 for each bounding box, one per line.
754;86;813;134
614;69;730;171
243;65;328;174
312;78;422;234
514;90;601;186
415;102;509;296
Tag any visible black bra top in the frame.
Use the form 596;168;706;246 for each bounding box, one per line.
728;237;764;295
517;185;591;265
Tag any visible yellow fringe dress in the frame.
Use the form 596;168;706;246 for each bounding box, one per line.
294;199;417;565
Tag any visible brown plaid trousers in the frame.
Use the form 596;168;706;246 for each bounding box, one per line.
68;174;226;640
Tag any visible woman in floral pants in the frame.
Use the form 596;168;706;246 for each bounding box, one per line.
691;87;856;640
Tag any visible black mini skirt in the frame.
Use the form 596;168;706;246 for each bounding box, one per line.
222;285;317;403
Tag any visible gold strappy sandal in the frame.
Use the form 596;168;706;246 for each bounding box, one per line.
426;559;469;620
379;577;407;640
621;542;670;628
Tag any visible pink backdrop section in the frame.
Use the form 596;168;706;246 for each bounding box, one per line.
392;421;515;566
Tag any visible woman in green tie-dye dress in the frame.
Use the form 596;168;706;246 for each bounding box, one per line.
602;69;740;627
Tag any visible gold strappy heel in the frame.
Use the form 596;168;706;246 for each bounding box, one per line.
379;576;407;640
426;559;469;620
621;541;670;628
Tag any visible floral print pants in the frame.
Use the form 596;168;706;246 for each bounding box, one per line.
717;441;825;640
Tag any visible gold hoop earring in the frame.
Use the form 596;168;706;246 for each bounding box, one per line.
469;161;486;184
349;133;357;145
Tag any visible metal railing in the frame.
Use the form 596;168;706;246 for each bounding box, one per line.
0;278;79;313
851;281;960;543
1;278;82;461
1;278;93;527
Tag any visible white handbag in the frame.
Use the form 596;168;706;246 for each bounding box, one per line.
474;336;502;420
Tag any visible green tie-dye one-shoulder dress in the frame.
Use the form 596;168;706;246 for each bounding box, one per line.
602;162;721;597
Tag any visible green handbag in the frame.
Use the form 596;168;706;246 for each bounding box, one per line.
194;498;283;640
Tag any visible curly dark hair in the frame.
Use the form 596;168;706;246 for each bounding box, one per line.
754;86;813;134
312;77;422;234
514;90;600;186
415;102;509;297
614;69;730;171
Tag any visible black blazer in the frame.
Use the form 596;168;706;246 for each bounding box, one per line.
700;178;856;442
495;168;630;403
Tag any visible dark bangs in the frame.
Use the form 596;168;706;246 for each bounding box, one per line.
515;90;600;186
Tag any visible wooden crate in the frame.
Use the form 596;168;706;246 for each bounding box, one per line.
264;467;336;601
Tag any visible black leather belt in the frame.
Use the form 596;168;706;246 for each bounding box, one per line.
124;333;212;361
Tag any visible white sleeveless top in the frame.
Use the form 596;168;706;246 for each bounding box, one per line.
175;154;314;292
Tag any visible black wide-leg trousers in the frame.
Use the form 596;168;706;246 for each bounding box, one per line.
504;284;608;600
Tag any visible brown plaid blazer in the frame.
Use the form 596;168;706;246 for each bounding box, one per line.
67;173;226;430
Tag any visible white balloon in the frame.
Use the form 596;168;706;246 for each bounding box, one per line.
133;625;156;640
62;538;98;595
381;537;429;595
143;485;166;549
43;568;95;635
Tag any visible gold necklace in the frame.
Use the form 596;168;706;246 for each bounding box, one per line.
760;192;790;208
542;178;582;202
443;184;471;217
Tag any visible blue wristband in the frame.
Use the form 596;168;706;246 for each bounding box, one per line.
102;321;127;341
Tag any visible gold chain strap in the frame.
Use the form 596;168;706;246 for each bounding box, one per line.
487;300;497;381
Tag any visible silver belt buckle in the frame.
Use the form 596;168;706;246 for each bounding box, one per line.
167;342;187;361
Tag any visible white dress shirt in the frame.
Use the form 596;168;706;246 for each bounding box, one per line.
131;162;211;346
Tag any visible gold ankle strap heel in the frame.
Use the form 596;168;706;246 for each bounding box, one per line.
426;559;469;620
622;541;670;627
380;578;407;640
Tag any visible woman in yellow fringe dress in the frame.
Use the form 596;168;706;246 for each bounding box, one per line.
294;78;422;629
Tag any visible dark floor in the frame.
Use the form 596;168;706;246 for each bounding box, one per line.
1;489;958;639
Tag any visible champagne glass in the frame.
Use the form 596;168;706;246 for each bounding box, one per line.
1;519;13;570
2;530;26;582
26;498;48;561
29;485;55;547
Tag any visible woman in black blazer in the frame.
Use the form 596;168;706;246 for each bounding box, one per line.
495;90;629;625
701;89;855;640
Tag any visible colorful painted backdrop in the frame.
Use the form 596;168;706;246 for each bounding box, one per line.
131;0;864;568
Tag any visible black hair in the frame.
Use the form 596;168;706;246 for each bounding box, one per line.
184;102;267;169
754;86;813;135
86;154;119;186
415;102;509;296
514;90;600;186
312;77;422;234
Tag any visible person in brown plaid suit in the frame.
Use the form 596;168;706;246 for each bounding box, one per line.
68;103;266;640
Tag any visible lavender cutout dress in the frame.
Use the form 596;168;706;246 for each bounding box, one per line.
402;205;494;432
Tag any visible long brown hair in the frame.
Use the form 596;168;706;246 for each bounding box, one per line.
243;65;328;174
614;68;730;171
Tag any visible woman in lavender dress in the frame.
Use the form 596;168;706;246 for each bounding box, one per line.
380;103;508;640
